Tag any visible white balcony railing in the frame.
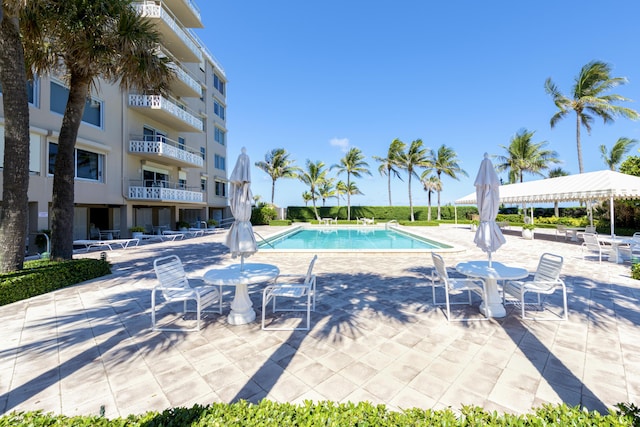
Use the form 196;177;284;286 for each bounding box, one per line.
134;2;203;63
168;62;202;96
128;185;204;202
129;137;204;167
128;94;203;132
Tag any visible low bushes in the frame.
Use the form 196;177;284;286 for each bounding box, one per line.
269;219;291;226
0;258;111;306
0;401;635;426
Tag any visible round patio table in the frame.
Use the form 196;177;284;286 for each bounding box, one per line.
455;261;529;318
204;263;279;325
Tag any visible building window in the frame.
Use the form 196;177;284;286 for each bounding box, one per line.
0;126;41;174
201;178;207;191
0;79;39;107
214;127;225;145
213;100;225;120
200;146;206;160
213;73;225;95
48;142;104;182
214;154;225;170
50;81;103;128
215;181;226;197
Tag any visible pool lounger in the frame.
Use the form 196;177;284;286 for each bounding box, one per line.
73;238;140;252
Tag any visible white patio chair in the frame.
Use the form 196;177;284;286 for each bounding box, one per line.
262;255;317;331
503;253;567;321
152;255;222;332
555;224;568;241
584;225;596;234
581;232;609;263
431;253;487;322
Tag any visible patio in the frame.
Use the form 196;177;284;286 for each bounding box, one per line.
0;224;638;418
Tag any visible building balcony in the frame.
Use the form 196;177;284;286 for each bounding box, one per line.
163;0;202;28
167;61;202;98
128;94;203;133
129;136;204;168
128;180;204;203
134;1;203;63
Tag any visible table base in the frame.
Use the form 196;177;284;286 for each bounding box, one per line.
227;283;256;325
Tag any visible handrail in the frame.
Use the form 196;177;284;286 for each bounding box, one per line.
253;230;275;249
385;220;399;230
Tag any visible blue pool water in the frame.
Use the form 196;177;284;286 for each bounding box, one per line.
258;227;452;251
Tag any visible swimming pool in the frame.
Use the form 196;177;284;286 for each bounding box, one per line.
257;226;454;252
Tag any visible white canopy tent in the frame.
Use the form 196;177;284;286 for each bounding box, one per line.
454;170;640;236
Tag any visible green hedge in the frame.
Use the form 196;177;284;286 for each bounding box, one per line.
0;258;111;306
0;401;635;426
269;219;292;226
251;205;277;225
287;206;478;222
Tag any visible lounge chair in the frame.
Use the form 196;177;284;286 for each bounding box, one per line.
503;253;567;321
262;255;317;330
152;255;222;332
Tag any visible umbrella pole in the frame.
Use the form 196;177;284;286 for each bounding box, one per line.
488;252;492;267
240;254;245;271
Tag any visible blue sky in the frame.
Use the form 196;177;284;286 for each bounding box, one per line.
196;1;640;208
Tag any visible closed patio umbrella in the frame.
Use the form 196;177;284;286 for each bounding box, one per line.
225;148;257;269
473;153;506;266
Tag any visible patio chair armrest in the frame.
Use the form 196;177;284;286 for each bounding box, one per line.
274;273;307;284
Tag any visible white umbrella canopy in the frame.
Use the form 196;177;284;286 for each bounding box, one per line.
473;153;506;266
225;148;257;268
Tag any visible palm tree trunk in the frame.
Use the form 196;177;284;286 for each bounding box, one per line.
347;174;351;221
408;174;414;222
51;73;89;260
271;179;275;205
427;192;432;221
387;169;392;206
576;113;584;173
0;13;30;272
436;171;442;220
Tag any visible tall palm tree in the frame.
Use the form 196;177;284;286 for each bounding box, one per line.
548;167;569;217
373;138;405;206
255;148;301;205
318;178;336;207
298;160;327;220
428;144;468;220
545;60;639;173
397;139;430;221
331;147;371;220
495;129;560;183
420;174;442;222
600;137;638;171
21;0;173;260
0;1;31;272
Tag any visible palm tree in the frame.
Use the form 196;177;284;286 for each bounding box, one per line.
397;139;430;221
331;147;371;221
428;144;468;220
301;191;313;207
495;129;560;183
318;178;336;207
0;2;31;272
545;60;639;173
373;138;405;206
21;0;173;260
420;174;442;222
548;167;569;217
299;160;327;220
255;148;301;205
600;137;638;171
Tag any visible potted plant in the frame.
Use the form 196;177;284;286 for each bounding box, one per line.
522;223;535;240
207;219;218;228
470;219;479;232
176;220;190;231
129;226;146;239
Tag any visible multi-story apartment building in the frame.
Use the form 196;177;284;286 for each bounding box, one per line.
0;0;228;252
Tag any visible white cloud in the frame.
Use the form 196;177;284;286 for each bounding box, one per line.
329;137;350;152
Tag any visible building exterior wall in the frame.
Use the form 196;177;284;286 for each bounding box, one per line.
0;0;228;249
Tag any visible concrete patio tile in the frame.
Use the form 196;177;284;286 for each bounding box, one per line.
314;374;359;402
294;362;336;387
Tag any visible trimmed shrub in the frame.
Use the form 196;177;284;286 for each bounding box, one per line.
269;219;291;226
0;401;635;426
251;205;277;225
0;258;111;306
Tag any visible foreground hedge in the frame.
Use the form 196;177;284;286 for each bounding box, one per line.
0;401;636;426
0;258;111;306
